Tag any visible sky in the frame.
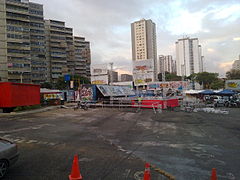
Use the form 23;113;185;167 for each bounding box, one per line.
34;0;240;77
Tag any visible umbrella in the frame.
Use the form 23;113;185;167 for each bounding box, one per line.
199;90;215;95
217;89;236;96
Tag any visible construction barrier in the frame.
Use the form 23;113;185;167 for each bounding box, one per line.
131;99;179;109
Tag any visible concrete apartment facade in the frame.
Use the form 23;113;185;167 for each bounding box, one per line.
175;37;203;77
159;55;176;74
44;19;68;83
73;36;91;79
131;19;157;80
0;0;47;83
0;0;32;83
121;74;133;81
0;0;91;84
29;2;46;84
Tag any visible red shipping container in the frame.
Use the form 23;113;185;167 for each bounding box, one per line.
0;82;40;108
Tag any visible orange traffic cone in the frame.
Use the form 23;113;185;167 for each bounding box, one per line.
210;168;217;180
143;163;151;180
69;155;83;180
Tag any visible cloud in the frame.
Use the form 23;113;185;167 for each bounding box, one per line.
233;37;240;41
219;61;234;72
207;48;215;52
33;0;240;77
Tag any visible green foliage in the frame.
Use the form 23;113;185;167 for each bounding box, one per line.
14;105;41;112
55;75;90;90
40;82;53;89
158;72;182;81
226;69;240;79
211;79;225;90
195;72;218;89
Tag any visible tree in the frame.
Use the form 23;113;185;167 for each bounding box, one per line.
55;75;90;90
211;79;225;90
195;72;218;89
40;82;53;89
158;72;182;81
226;69;240;79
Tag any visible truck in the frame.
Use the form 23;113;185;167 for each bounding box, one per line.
0;82;40;113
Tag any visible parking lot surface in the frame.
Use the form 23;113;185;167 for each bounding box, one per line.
0;107;239;179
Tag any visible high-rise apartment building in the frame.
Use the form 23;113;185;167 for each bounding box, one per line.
1;0;36;83
0;0;91;84
175;37;203;76
159;55;176;74
131;19;157;80
0;0;46;83
121;74;133;82
29;2;46;84
73;36;91;79
45;19;68;83
232;55;240;70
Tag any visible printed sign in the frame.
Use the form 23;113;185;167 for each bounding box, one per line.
91;75;109;85
133;59;154;86
225;80;240;90
147;81;189;90
91;64;108;76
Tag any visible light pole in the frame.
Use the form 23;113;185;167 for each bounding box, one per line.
109;62;113;86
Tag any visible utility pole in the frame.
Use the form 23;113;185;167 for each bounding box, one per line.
109;62;114;105
109;62;113;86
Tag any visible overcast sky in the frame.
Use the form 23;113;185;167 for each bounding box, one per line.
34;0;240;77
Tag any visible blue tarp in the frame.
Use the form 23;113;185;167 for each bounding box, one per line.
217;89;236;95
199;90;215;95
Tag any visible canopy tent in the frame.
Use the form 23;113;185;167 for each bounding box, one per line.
217;89;236;96
199;90;215;95
184;90;203;94
96;85;135;97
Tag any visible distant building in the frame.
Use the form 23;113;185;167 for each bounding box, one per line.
131;19;157;81
159;55;176;74
45;20;91;82
232;55;240;70
176;37;203;76
121;74;133;81
73;36;91;79
111;71;118;82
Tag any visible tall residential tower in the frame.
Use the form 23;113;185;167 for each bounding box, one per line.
175;37;203;77
0;0;46;83
131;19;157;81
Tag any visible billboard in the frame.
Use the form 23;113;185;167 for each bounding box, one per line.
91;64;108;76
225;80;240;90
133;73;154;86
133;59;154;86
91;75;108;85
147;81;189;90
133;59;154;73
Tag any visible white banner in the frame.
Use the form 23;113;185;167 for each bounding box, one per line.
91;75;109;85
91;64;108;76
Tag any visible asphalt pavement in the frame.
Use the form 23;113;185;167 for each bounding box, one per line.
0;106;239;179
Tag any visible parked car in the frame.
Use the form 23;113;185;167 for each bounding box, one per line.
212;96;226;107
0;138;19;179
